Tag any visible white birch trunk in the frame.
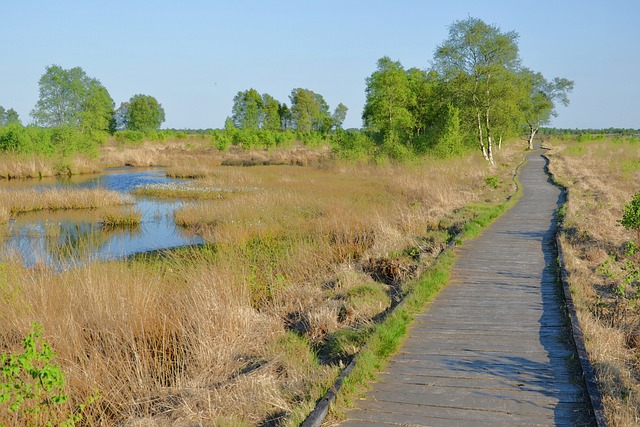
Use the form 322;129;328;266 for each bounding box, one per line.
477;111;488;161
528;127;537;150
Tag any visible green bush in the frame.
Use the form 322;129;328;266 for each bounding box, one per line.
0;322;95;426
114;130;145;144
621;192;640;241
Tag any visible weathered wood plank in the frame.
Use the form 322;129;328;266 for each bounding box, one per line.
336;152;596;426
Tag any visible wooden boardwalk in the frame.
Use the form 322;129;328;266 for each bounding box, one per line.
338;152;595;426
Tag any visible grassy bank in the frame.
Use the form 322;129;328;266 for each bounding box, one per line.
546;138;640;426
0;143;524;426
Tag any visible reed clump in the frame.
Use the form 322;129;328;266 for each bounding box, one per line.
0;154;101;179
0;188;132;222
100;208;142;230
547;138;640;426
0;142;524;425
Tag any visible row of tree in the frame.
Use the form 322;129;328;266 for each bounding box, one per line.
8;65;166;136
362;17;574;163
1;17;575;163
228;88;347;134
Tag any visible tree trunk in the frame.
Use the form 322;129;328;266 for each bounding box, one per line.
527;126;538;150
485;108;494;165
477;111;488;161
498;135;502;150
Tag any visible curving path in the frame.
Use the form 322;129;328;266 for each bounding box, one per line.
338;151;595;426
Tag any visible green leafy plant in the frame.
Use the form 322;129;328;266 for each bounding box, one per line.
598;242;640;299
620;192;640;242
484;175;500;189
0;322;95;427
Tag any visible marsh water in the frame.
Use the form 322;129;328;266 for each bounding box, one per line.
2;167;204;268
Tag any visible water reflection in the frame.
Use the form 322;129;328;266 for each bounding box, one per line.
2;167;204;268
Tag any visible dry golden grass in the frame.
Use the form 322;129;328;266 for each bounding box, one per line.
0;187;132;222
0;142;525;425
0;154;101;179
547;138;640;426
100;139;328;172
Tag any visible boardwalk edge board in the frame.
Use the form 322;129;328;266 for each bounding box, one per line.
301;152;528;427
545;153;609;427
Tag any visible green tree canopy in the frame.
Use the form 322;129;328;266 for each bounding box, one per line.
261;94;281;131
0;107;21;126
232;88;263;130
362;57;415;141
289;88;331;134
433;17;521;163
125;94;165;131
332;103;348;130
31;65;114;133
518;68;574;148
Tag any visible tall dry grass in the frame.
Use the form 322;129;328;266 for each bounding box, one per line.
0;187;132;221
0;154;101;179
547;138;640;426
0;142;524;425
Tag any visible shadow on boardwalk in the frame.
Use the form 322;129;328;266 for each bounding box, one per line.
338;152;595;427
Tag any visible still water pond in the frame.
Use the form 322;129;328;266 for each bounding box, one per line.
2;167;203;268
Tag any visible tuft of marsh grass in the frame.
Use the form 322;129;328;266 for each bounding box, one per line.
0;188;133;222
100;209;142;230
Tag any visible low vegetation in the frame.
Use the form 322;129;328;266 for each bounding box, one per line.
0;188;132;222
0;141;523;425
100;208;142;230
546;137;640;426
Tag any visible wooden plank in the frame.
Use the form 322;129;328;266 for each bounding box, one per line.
350;399;594;426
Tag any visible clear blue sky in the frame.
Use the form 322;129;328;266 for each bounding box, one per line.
2;0;639;130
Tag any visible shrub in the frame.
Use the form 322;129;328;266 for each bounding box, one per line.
621;192;640;242
484;175;500;189
0;322;91;427
114;130;145;144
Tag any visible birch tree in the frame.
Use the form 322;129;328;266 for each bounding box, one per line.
519;68;574;149
433;17;521;164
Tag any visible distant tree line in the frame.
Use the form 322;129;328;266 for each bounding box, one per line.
1;16;584;163
539;127;640;136
0;64;165;157
228;87;347;134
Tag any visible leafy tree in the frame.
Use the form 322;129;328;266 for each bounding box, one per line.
289;88;331;134
125;94;165;131
0;107;21;126
362;57;415;143
278;103;292;130
332;103;348;131
5;109;20;125
113;102;129;131
231;88;262;130
518;68;574;149
433;17;521;164
261;94;281;131
78;85;115;136
31;65;114;133
406;67;436;138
